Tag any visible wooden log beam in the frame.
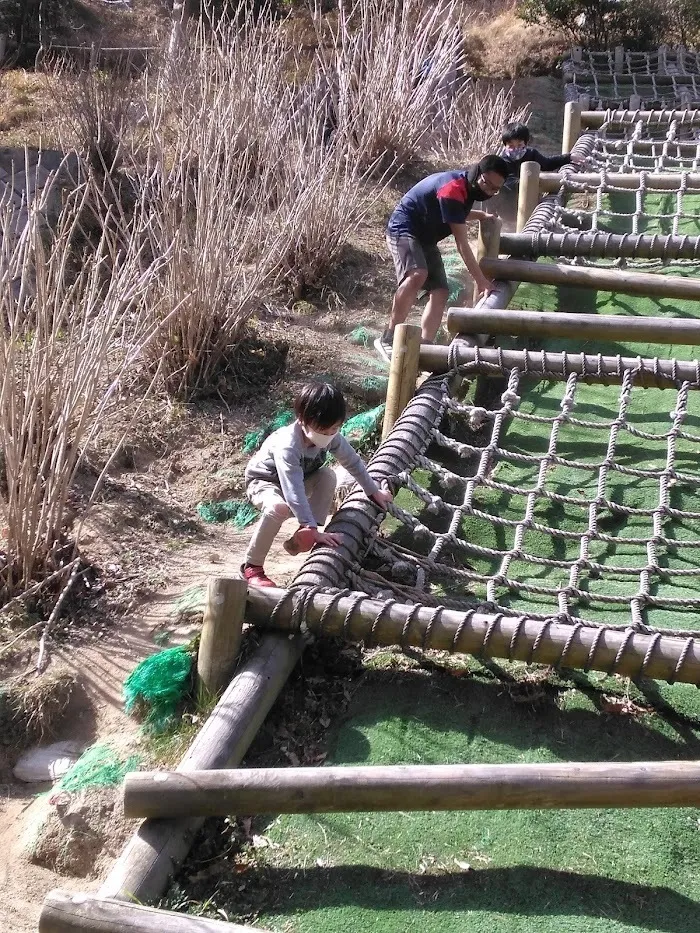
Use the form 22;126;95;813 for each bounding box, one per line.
480;257;700;302
98;633;303;903
124;761;700;819
417;341;700;387
446;307;700;345
582;109;700;128
539;170;700;192
243;586;700;686
40;889;267;932
498;230;700;262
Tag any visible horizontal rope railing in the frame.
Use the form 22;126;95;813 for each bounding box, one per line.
243;586;700;686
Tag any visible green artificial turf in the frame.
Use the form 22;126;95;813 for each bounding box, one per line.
257;669;700;933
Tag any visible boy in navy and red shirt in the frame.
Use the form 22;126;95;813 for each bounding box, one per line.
376;154;509;362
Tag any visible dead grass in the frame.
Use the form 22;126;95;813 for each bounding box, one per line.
0;667;76;746
465;4;567;78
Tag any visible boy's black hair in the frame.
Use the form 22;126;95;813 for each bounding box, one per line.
501;122;530;146
477;154;510;180
294;382;347;429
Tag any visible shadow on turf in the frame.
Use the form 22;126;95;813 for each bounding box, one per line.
256;863;699;931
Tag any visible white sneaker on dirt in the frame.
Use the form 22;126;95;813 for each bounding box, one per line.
374;332;393;363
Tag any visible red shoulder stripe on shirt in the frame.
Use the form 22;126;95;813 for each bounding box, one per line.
436;177;468;203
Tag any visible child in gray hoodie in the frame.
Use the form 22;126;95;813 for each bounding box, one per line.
242;382;392;587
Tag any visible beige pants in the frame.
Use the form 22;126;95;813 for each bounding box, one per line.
244;467;337;567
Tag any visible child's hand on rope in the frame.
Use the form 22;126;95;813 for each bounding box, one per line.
283;525;342;555
370;487;393;510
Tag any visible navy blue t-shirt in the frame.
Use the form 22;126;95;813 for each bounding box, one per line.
387;165;483;245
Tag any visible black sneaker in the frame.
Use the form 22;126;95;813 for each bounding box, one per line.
374;330;394;363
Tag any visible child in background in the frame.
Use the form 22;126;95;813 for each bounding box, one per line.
499;122;584;190
241;382;393;587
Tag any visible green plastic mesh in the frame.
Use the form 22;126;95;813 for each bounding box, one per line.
360;376;389;394
123;645;193;731
57;743;141;793
340;404;385;452
243;408;294;454
347;326;372;347
196;499;259;528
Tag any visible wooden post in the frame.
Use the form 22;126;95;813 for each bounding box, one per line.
473;215;502;303
381;323;422;440
562;101;581;153
197;576;247;703
571;46;583;64
614;45;624;73
516;161;541;233
446;307;700;345
479;256;700;302
124;761;700;819
629;93;642;111
578;94;590;111
40;889;268;932
243;583;700;686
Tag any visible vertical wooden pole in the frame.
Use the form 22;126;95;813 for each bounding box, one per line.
579;94;590;112
197;577;247;703
473;216;502;303
382;323;422;440
629;94;642;111
562;101;581;153
572;46;583;64
516;162;541;233
614;46;624;73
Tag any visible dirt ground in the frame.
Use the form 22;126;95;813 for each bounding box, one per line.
0;73;566;933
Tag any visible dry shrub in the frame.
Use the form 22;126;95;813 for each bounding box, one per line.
316;0;476;172
0;667;76;745
0;176;169;595
138;13;391;395
465;6;566;78
433;79;530;163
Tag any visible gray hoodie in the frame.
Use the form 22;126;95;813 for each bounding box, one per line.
245;421;380;527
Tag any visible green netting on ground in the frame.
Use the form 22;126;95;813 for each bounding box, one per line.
572;191;700;236
347;326;372;347
442;241;471;303
248;670;700;933
197;499;259;528
57;742;141;793
340;404;385;451
123;645;194;732
243;409;295;454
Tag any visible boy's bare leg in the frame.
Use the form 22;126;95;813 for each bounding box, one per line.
388;268;428;331
420;287;449;342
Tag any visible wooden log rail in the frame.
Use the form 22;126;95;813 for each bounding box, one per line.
446;308;700;345
539;170;700;192
242;586;700;686
582;109;700;129
40;889;268;932
417;342;700;387
123;762;700;819
498;231;700;262
479;257;700;302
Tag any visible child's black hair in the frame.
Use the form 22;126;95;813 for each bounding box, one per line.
294;382;347;429
477;154;510;180
502;122;530;146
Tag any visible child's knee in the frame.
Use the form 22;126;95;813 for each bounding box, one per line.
266;501;292;521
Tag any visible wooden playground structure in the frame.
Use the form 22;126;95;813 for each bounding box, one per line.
40;44;700;933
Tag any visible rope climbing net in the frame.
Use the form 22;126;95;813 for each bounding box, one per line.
563;46;700;110
347;361;700;640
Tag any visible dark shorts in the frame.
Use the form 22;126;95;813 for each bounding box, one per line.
386;235;448;293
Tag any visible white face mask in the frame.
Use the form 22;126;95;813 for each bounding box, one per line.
304;426;337;448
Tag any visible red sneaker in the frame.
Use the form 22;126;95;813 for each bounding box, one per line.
283;526;317;556
242;564;277;587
